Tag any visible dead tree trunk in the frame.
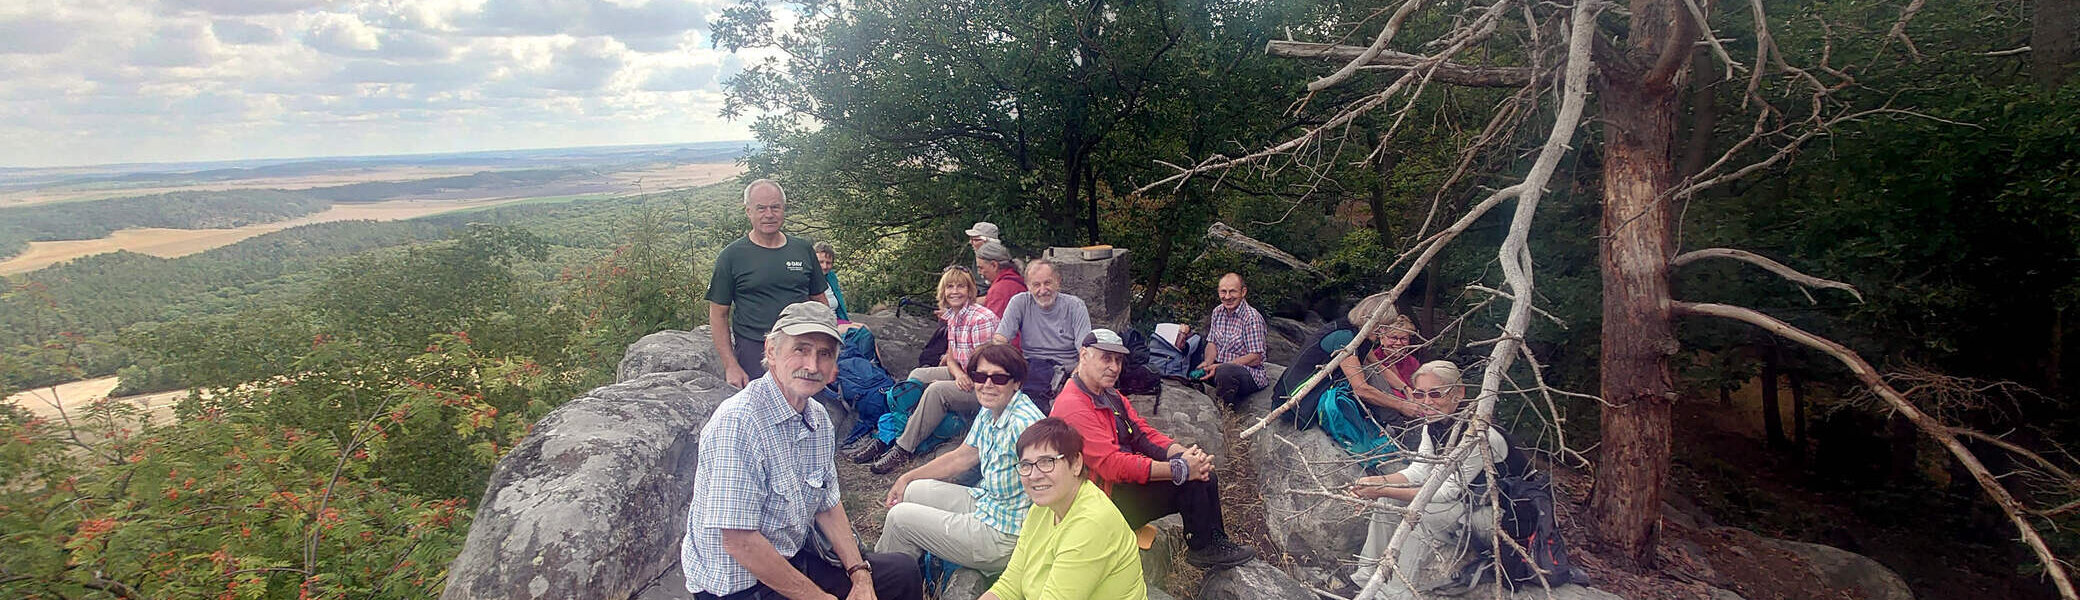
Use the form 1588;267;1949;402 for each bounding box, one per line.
2036;0;2078;89
1586;0;1692;569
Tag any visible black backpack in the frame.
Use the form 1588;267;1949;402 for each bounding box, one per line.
1116;328;1162;395
1473;428;1585;589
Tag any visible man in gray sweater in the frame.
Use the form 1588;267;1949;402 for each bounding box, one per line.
990;259;1090;407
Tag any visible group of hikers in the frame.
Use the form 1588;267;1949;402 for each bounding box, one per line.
683;180;1567;600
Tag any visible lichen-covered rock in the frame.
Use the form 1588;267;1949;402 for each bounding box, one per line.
1141;515;1186;590
940;568;992;600
440;369;733;600
1130;383;1224;450
1199;560;1313;600
618;327;726;383
1147;586;1180;600
1766;539;1914;600
1246;418;1368;572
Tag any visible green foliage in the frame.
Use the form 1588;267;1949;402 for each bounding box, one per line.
0;190;331;260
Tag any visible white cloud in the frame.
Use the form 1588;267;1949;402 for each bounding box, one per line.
0;0;755;167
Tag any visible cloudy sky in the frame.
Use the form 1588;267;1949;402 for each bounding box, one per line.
0;0;768;168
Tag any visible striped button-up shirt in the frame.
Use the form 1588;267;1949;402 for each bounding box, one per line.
1208;300;1270;386
682;374;841;596
945;302;1001;367
963;392;1047;535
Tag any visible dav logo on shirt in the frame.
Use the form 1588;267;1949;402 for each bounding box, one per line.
786;260;807;272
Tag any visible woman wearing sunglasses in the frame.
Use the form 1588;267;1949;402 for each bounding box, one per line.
980;417;1144;600
876;344;1046;574
1345;361;1517;594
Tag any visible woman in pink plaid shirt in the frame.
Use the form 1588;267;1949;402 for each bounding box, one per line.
855;268;1004;473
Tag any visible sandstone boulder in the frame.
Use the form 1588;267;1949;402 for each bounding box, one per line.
847;308;943;377
1042;246;1133;332
941;568;991;600
1131;383;1225;451
1766;539;1914;600
441;369;734;600
1246;417;1369;572
618;327;725;383
1200;560;1314;600
1265;317;1310;367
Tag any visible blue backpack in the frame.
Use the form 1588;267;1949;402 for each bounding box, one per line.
1316;381;1399;467
836;327;898;446
874;379;968;454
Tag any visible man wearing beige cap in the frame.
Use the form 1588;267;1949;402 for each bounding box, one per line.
965;222;1001;250
682;301;923;600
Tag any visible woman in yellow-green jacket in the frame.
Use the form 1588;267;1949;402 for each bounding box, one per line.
981;418;1145;600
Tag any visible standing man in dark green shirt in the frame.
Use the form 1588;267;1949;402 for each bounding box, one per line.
709;179;829;388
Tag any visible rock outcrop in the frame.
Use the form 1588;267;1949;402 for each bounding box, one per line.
1767;539;1914;600
1200;560;1315;600
441;368;734;600
617;327;724;383
1236;364;1371;574
1042;246;1133;332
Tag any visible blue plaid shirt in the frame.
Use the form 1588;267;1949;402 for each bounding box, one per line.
682;374;841;596
963;392;1048;535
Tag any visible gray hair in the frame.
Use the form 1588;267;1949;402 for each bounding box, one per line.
812;241;835;257
743;178;785;206
1411;360;1463;387
1024;258;1057;279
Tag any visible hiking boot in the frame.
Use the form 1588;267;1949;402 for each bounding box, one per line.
1185;538;1257;569
849;439;891;464
838;436;875;456
869;447;915;475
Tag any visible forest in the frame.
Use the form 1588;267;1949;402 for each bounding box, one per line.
2;0;2077;598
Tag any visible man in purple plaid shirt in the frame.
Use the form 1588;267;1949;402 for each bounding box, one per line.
1196;273;1269;408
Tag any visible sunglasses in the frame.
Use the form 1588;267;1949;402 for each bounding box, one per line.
974;372;1017;386
1409;386;1454;399
1017;453;1066;476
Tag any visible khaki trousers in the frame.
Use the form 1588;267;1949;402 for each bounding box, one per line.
895;367;981;452
1355;496;1496;599
872;479;1019;573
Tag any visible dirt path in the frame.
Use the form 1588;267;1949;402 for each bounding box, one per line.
6;376;187;423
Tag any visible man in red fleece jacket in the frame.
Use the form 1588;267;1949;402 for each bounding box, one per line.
1049;329;1258;570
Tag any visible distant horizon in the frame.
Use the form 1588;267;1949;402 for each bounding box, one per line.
1;139;760;174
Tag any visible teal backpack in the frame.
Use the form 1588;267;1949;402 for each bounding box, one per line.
873;379;970;454
1316;381;1400;467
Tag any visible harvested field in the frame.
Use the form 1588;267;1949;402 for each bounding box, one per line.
6;376;187;423
605;162;746;192
0;196;531;275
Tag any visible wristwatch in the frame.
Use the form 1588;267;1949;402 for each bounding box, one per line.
846;562;873;577
1169;457;1189;485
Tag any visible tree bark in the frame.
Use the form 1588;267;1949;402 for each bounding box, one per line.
1761;341;1786;449
1371;134;1401;240
2050;306;2065;395
1587;0;1691;570
1789;369;1807;451
2035;0;2078;89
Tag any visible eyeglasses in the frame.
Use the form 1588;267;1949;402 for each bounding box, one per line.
1017;453;1066;476
1409;386;1454;399
975;372;1017;386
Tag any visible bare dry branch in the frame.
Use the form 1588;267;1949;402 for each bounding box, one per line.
1672;301;2079;600
1270;41;1536;87
1671;248;1864;303
1308;0;1435;92
1882;0;1929;61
